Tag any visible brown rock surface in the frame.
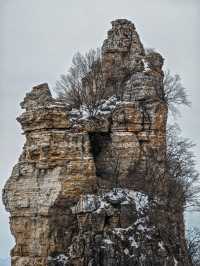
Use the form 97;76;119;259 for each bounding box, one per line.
3;19;190;266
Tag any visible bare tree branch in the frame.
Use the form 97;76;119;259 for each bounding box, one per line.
163;69;191;117
55;49;108;117
187;227;200;266
166;124;200;209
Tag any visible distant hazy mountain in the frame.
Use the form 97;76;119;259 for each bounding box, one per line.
0;258;10;266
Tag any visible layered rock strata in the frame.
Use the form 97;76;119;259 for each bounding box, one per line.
3;19;190;266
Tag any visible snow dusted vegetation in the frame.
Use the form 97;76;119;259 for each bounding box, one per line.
71;188;150;215
70;188;163;261
69;96;133;122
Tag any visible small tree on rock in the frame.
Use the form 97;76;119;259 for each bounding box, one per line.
166;124;200;209
163;69;191;116
55;49;108;117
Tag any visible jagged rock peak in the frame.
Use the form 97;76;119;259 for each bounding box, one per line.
111;18;135;26
20;83;52;110
102;18;144;55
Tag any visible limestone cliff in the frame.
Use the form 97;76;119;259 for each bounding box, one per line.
3;19;190;266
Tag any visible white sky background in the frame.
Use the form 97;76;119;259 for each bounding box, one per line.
0;0;199;259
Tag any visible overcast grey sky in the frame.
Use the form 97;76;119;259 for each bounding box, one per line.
0;0;199;259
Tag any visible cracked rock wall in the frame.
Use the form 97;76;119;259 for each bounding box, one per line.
3;19;190;266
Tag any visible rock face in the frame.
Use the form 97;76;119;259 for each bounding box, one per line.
3;19;190;266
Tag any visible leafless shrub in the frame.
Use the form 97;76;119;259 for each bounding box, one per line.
136;123;200;210
163;69;191;117
187;227;200;266
166;124;200;209
55;49;108;117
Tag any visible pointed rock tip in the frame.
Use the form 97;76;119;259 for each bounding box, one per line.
20;83;52;110
31;82;52;97
111;19;135;29
32;82;50;91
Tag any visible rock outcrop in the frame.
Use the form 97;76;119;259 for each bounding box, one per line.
3;19;190;266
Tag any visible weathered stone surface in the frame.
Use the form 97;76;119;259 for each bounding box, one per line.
3;19;190;266
18;84;71;132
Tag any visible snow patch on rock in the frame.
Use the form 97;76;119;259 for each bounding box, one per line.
48;254;69;265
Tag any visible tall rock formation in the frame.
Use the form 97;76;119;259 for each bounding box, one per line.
3;19;190;266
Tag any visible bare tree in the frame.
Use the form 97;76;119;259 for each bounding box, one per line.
132;123;200;210
163;69;191;116
55;49;108;117
166;124;200;209
187;227;200;266
145;49;190;116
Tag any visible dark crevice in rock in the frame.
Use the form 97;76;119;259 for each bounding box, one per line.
89;132;112;159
